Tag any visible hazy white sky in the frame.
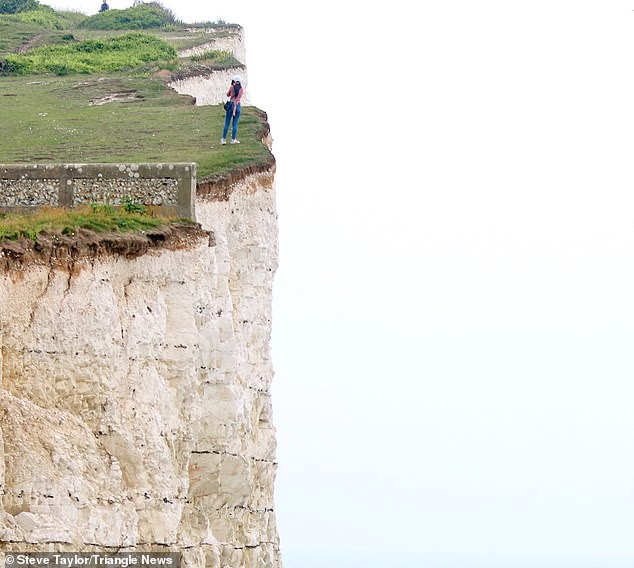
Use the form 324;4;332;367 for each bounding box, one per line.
38;0;634;565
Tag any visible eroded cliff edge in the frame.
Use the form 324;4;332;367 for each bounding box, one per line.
0;167;281;567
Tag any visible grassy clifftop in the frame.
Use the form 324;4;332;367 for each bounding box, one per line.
0;2;273;248
0;3;273;183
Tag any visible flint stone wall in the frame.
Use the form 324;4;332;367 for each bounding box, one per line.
0;163;197;220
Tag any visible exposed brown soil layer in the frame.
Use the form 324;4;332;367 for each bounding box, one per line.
169;63;244;83
0;222;211;273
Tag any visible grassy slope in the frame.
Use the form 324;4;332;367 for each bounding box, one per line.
0;16;271;183
0;204;168;241
0;12;271;245
0;73;271;180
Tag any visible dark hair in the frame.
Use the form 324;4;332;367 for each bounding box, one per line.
233;83;241;97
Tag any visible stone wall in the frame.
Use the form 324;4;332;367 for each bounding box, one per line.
0;163;197;220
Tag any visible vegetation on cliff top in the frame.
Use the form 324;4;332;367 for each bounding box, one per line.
0;4;268;182
78;2;177;30
0;0;40;14
0;202;174;242
0;3;273;245
1;32;177;74
0;73;271;180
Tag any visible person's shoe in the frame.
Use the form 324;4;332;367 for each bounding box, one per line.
230;139;240;144
220;138;226;145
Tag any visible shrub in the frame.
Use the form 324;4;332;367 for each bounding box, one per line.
46;62;70;75
0;55;33;74
123;196;147;214
0;32;177;75
13;5;65;28
0;0;38;14
78;2;177;30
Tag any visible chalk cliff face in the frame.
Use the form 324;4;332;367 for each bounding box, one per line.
0;169;281;567
169;28;250;106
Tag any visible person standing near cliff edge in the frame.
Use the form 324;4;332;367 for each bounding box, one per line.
221;75;244;145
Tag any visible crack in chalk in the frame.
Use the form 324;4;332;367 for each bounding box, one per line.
190;449;276;464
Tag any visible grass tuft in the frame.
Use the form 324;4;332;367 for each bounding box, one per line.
0;204;176;242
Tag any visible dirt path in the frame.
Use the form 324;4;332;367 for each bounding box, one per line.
14;32;43;53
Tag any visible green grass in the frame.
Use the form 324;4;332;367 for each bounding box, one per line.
0;7;87;54
78;2;177;30
188;49;234;64
1;32;177;75
0;204;174;241
0;73;272;181
0;0;39;15
12;5;86;29
0;7;271;247
0;12;243;58
171;49;242;81
0;16;59;52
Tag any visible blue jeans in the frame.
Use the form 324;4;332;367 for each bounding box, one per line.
222;103;241;140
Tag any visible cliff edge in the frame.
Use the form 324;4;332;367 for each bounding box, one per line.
0;25;281;568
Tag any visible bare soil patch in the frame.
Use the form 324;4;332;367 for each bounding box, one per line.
0;222;211;273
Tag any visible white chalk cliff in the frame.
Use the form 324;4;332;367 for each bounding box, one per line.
0;28;281;568
169;28;251;107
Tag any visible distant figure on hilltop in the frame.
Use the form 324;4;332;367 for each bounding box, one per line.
221;75;244;145
99;1;109;11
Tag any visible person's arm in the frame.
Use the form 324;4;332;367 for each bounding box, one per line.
232;86;243;115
